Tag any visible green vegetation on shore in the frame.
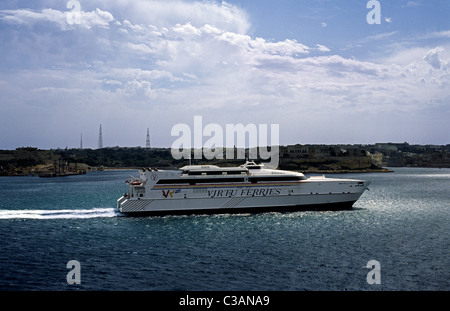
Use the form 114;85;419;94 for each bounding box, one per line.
1;142;449;176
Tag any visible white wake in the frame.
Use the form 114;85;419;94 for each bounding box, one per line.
0;208;120;219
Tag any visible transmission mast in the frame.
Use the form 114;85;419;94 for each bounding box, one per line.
98;124;103;149
146;128;151;149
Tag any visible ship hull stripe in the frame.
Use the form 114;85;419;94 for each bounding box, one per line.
119;200;356;217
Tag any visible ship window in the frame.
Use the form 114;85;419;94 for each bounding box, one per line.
156;177;246;185
248;176;305;182
247;166;262;170
188;171;201;175
187;170;246;176
187;171;221;175
226;170;248;175
156;179;192;184
156;175;305;185
196;178;245;183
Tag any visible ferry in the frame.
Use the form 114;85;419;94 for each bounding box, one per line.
117;161;370;216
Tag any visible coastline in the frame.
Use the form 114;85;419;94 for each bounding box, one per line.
0;165;393;176
3;144;448;176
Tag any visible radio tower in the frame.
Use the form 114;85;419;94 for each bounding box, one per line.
98;124;103;149
80;133;83;149
146;128;151;149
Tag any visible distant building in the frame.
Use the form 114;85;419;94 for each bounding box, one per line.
375;142;409;152
368;152;384;167
282;144;310;158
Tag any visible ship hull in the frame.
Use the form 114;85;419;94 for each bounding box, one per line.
117;190;364;216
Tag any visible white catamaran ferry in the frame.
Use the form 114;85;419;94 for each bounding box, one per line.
117;161;370;216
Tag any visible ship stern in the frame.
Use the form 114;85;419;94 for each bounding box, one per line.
117;195;127;212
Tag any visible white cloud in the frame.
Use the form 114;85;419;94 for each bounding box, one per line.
127;42;153;54
79;8;114;29
423;46;448;70
315;44;330;52
361;31;398;43
0;8;65;27
419;30;450;40
97;0;250;34
0;7;114;30
405;1;421;7
121;79;154;98
173;22;202;36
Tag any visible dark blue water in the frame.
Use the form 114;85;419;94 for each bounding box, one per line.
0;168;449;291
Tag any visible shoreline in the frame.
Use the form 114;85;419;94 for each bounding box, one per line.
1;166;395;176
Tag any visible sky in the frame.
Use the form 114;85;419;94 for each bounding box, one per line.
0;0;449;149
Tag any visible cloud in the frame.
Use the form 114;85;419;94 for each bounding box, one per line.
0;7;114;30
126;42;154;54
419;30;450;40
361;31;398;42
121;79;154;98
423;46;446;69
97;0;251;34
315;44;330;52
173;22;202;36
405;1;421;7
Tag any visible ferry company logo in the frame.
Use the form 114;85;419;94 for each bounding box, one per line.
162;190;173;198
162;189;180;198
170;116;280;168
151;174;158;181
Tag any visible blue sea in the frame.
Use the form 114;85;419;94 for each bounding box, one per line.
0;167;449;291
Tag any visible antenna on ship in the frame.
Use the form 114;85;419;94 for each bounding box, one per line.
98;124;103;149
146;128;151;149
